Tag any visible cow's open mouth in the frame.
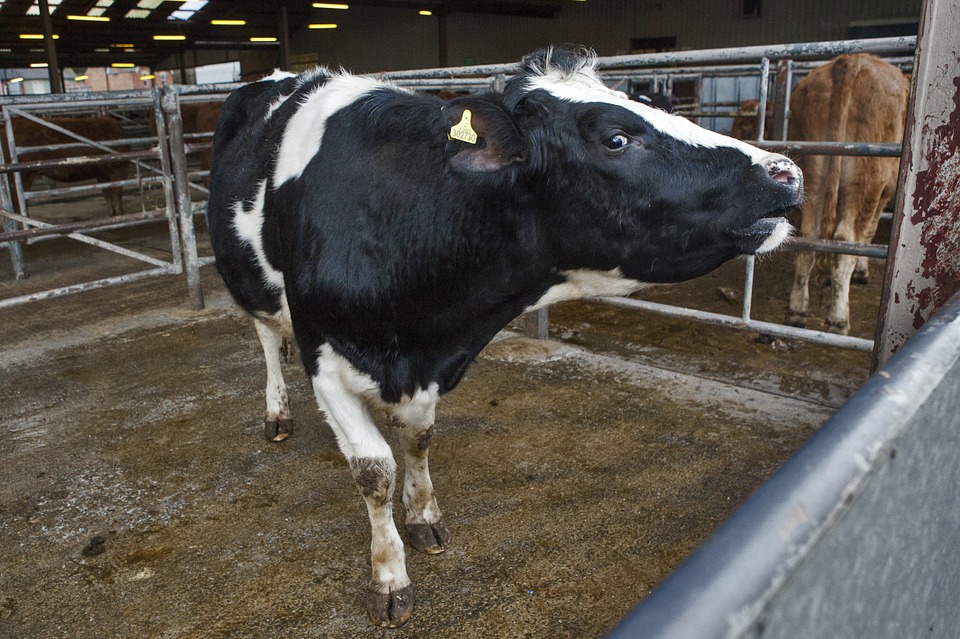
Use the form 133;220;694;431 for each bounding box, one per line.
730;215;793;254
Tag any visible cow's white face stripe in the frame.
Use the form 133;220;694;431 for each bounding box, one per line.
232;179;285;290
525;72;773;165
273;74;385;186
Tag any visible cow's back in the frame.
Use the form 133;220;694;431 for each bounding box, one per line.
11;116;127;183
789;54;908;145
788;54;908;236
207;73;319;317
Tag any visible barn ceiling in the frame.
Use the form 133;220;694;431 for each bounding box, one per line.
0;0;563;72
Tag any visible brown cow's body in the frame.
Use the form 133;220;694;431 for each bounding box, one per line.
180;101;222;171
786;54;909;334
730;99;774;141
10;116;129;217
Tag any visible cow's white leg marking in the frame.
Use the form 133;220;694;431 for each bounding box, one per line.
253;309;294;441
388;384;451;554
311;345;413;628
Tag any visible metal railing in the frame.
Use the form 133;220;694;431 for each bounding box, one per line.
1;37;915;352
0;89;186;308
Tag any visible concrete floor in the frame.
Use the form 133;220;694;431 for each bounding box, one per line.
0;214;876;638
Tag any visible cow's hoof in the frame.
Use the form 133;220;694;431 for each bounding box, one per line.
407;521;452;554
785;312;806;329
826;320;850;335
263;418;294;442
366;584;414;628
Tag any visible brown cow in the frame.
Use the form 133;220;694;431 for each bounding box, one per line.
157;101;222;172
8;116;129;217
785;54;909;334
730;99;774;141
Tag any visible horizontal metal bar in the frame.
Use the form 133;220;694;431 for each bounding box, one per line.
596;296;875;352
0;266;175;309
0;148;160;175
784;237;889;259
0;208;168;242
380;36;915;81
758;140;903;157
1;209;174;268
0;91;155;108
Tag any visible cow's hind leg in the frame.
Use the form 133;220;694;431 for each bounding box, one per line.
312;345;413;628
390;386;451;555
253;317;294;441
787;249;815;328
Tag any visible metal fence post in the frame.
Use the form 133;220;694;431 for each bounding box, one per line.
162;86;205;311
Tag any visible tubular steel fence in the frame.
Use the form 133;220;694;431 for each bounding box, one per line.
1;36;916;353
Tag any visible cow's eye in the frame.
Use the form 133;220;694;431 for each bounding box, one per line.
604;134;630;152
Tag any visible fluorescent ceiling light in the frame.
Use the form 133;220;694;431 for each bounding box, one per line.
67;14;109;21
74;75;89;81
20;34;59;39
308;23;337;29
10;78;24;83
153;34;186;40
30;62;49;68
250;36;277;42
419;10;432;15
140;74;155;80
211;19;245;25
112;62;136;67
312;3;348;8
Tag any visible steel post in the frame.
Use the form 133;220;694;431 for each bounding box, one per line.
162;87;204;311
874;0;960;369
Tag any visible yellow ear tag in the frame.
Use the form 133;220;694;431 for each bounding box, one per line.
448;109;479;145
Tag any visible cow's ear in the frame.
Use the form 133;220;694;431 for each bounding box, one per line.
444;98;523;173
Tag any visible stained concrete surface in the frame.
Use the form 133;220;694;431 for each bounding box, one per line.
0;209;879;638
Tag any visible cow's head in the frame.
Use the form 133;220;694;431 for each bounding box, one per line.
443;45;802;284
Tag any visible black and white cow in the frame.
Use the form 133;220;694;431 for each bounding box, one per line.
207;45;802;627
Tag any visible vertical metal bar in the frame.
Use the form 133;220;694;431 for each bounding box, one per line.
152;88;183;275
1;105;26;278
781;60;794;141
874;0;960;369
2;106;29;219
438;12;449;68
772;59;791;141
756;57;771;141
742;254;755;322
163;87;205;311
37;0;63;94
0;173;25;280
522;308;549;340
278;3;291;72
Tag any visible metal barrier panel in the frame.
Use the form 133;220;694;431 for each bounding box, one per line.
0;88;221;309
606;292;960;639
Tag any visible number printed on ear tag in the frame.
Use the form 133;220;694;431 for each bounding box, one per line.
449;109;478;144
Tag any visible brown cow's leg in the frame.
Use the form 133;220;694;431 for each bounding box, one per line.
391;389;451;555
95;176;124;217
787;196;819;328
828;165;889;333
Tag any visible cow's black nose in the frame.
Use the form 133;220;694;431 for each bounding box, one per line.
761;154;802;188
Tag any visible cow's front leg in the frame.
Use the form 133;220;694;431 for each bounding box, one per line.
391;386;451;555
312;346;413;628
